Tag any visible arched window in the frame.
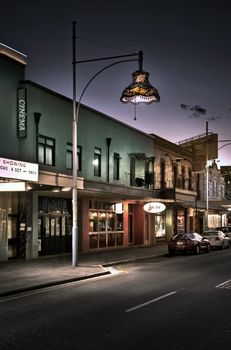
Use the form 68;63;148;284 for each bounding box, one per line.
160;159;166;189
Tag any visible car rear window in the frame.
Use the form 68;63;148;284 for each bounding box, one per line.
204;231;218;236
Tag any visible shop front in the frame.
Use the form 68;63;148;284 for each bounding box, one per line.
38;196;72;256
88;201;124;250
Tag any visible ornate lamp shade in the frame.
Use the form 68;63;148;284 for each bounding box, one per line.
120;70;160;104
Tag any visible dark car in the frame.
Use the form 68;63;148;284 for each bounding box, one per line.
168;232;210;255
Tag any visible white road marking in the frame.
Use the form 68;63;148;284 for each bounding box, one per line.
215;279;231;289
125;290;178;313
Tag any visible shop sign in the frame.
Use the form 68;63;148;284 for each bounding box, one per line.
0;157;38;181
17;87;27;138
115;203;123;214
0;182;27;191
143;202;166;213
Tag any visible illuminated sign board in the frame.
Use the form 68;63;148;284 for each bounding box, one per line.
143;202;166;213
0;182;27;192
0;157;38;181
17;87;27;138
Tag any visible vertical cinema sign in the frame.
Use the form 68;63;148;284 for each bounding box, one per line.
17;87;27;138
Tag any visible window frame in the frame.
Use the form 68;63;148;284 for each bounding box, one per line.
113;152;120;180
66;143;82;171
94;147;101;177
38;135;55;166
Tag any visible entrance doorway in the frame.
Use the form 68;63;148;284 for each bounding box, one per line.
38;215;71;255
8;214;20;258
128;204;134;244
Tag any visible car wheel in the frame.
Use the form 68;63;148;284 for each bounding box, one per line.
194;245;200;254
169;250;175;256
227;241;231;249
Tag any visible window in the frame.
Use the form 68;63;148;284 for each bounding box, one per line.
212;180;216;197
66;143;82;171
196;173;200;199
94;148;101;177
160;159;166;189
38;136;55;166
89;202;124;250
173;163;178;187
181;165;186;189
113;152;120;180
66;143;72;169
188;168;192;190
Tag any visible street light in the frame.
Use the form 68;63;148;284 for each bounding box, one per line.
71;21;160;266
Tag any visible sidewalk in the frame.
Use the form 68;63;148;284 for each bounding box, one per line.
0;244;168;297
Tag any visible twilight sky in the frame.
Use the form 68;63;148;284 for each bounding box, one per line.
1;0;231;165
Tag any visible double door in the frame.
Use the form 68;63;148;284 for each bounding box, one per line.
38;215;71;255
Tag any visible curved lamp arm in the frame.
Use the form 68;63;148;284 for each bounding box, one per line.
75;58;138;122
218;142;231;151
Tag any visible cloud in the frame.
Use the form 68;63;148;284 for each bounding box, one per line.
180;103;222;121
180;103;190;110
180;104;207;118
190;105;206;115
207;116;222;121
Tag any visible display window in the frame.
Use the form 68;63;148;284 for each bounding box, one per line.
177;215;185;233
155;215;166;238
89;201;124;249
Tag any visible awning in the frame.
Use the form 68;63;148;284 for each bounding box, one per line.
197;201;228;211
176;201;196;209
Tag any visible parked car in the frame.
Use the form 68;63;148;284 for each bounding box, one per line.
216;226;231;240
168;232;210;255
202;230;231;249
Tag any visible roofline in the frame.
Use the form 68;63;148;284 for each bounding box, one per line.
150;133;193;159
0;42;27;65
20;79;156;141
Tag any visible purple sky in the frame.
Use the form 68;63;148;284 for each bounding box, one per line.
1;0;231;165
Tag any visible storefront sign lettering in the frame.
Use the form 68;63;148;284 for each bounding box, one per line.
17;88;27;138
143;202;166;213
0;157;38;181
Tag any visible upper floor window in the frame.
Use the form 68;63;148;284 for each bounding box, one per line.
94;147;101;177
196;173;201;199
160;159;166;189
220;186;223;199
113;152;120;180
173;163;178;187
38;135;55;166
66;143;82;171
181;165;186;189
212;180;216;197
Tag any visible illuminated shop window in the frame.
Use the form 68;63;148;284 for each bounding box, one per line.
89;203;124;249
155;215;166;238
116;213;123;230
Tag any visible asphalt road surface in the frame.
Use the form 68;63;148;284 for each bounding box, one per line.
1;248;231;350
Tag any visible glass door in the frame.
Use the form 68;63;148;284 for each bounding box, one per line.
7;214;19;258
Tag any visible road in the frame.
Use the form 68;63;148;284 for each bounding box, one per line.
0;248;231;350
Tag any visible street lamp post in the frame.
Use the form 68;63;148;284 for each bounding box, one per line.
71;22;160;266
205;121;209;231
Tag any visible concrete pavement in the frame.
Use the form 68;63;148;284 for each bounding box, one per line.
0;244;168;297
